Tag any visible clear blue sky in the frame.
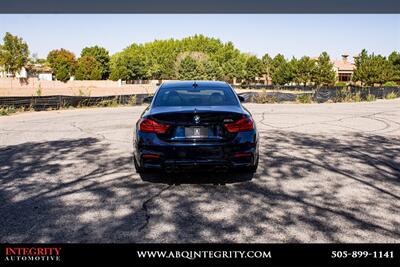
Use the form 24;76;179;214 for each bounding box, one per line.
0;14;399;61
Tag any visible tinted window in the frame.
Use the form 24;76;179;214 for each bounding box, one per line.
153;87;239;106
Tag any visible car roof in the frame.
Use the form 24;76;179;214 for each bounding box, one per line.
160;80;230;89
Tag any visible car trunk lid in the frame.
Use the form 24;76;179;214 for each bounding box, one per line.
148;106;246;141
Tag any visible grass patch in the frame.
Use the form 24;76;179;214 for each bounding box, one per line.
0;106;17;116
96;98;119;107
334;88;351;102
128;95;137;105
385;91;398;100
334;88;366;103
344;92;361;102
254;90;278;103
366;94;376;102
297;93;313;104
352;92;362;102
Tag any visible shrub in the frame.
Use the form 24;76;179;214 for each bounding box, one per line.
352;92;362;102
0;106;17;116
385;91;398;99
254;90;278;103
128;95;137;105
96;98;119;107
297;93;313;104
334;88;365;103
335;82;347;87
334;87;351;102
365;94;376;102
383;81;398;87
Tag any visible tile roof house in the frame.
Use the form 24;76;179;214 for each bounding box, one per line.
332;55;356;83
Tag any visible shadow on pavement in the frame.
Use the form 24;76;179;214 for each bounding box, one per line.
140;170;254;184
0;131;399;242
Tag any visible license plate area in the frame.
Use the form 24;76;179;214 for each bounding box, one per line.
184;126;208;138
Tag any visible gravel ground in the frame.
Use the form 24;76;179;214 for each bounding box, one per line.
0;100;399;242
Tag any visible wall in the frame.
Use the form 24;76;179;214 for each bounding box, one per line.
0;78;157;96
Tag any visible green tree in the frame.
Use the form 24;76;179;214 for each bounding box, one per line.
107;36;256;83
173;51;223;80
203;60;224;80
261;53;272;84
81;46;110;79
75;56;102;80
176;56;206;80
221;55;246;82
388;51;400;81
217;45;246;82
353;50;393;86
181;34;223;55
142;39;180;80
47;49;76;82
313;52;336;86
271;54;286;74
271;55;293;85
293;56;316;86
109;45;147;81
243;55;263;83
352;49;369;86
109;52;129;81
0;32;29;75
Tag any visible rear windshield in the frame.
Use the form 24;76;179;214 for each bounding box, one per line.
153;87;239;106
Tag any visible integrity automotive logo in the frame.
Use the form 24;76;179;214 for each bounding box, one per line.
3;247;62;262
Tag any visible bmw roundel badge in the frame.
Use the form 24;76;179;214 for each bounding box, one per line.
193;115;200;124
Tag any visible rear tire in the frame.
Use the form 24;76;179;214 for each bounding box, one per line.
246;155;259;173
244;165;257;173
133;155;146;174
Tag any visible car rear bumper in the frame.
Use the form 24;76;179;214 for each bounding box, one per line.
138;149;256;169
134;130;258;171
135;143;257;171
140;159;254;172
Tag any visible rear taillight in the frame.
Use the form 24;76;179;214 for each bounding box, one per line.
224;117;254;133
139;118;170;134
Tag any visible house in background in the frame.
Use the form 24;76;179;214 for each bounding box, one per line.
27;63;53;81
0;63;53;81
0;65;13;78
332;54;356;83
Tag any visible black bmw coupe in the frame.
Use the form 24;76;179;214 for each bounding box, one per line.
133;81;259;173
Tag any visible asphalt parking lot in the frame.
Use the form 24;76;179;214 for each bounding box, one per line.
0;100;399;242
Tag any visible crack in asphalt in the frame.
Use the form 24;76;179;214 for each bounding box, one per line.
274;149;400;200
138;185;173;232
70;122;130;144
70;122;86;134
256;109;400;133
256;111;356;130
71;122;108;142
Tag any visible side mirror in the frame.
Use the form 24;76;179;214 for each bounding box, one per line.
143;96;153;104
238;95;245;102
